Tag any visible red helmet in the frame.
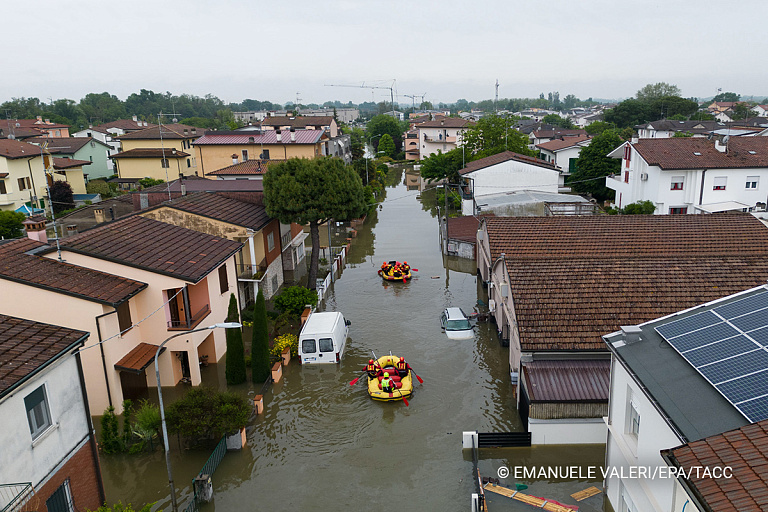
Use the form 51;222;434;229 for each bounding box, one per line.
403;261;408;265
368;359;374;364
400;357;405;362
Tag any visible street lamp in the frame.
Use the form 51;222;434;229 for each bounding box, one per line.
365;134;383;185
155;322;242;512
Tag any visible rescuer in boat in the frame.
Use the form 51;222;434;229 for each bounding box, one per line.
396;356;410;377
401;261;410;274
365;359;381;378
381;372;395;393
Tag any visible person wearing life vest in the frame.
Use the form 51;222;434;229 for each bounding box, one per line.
381;372;395;393
366;359;379;378
396;356;409;377
401;261;410;274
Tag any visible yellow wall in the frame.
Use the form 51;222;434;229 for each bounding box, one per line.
0;156;47;212
196;143;320;175
53;168;87;194
114;156;194;181
120;139;187;153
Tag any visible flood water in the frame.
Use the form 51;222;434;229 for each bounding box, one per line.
99;166;607;511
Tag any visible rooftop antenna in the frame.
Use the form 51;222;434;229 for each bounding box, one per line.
158;113;172;200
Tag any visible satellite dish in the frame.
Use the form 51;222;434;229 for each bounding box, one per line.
172;118;178;123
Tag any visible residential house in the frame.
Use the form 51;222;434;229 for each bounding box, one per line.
753;104;768;117
603;284;768;512
471;190;595;217
234;108;360;125
138;191;306;302
536;134;591;172
261;116;339;137
476;214;768;443
0;315;105;512
113;123;200;181
528;128;587;150
28;136;112;180
0;215;242;414
403;130;419;161
0;117;70;138
51;157;89;194
417;118;473;159
207;159;285;180
192;129;326;176
0;139;47;213
635;119;722;139
72;125;117;173
458;150;565;216
442;214;492;259
72;117;159;172
606;137;768;214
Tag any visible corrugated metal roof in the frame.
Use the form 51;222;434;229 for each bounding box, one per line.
522;360;610;402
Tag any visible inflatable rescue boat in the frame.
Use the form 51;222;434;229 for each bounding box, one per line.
367;355;413;401
378;261;412;282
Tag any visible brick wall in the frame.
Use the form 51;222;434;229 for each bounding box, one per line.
28;440;103;512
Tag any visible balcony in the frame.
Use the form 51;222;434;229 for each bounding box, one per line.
236;263;267;281
423;135;457;144
0;483;34;512
167;303;210;330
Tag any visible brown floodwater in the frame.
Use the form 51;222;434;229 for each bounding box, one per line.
98;167;608;511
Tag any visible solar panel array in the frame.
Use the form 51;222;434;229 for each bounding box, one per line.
655;289;768;423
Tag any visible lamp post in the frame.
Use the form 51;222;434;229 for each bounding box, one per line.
155;322;242;512
365;134;383;185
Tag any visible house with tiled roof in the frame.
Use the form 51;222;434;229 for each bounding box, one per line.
535;134;591;172
635;119;723;139
0;139;47;213
72;117;156;174
0;216;241;414
606;137;768;214
458;150;565;216
528;128;587;150
442;214;492;259
416;118;474;159
261;115;338;137
0;315;105;512
207;158;285;180
477;214;768;443
193;129;326;176
113;123;200;181
0;117;70;138
28;136;112;180
603;283;768;512
138;191;306;301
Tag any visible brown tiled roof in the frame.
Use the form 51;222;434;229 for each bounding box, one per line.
418;118;474;128
111;148;190;159
0;238;147;306
0;139;43;159
153;192;271;230
532;129;587;139
485;215;768;352
5;119;69;129
116;123;200;140
55;215;243;283
662;420;768;511
98;119;157;132
536;135;591;152
633;137;768;170
0;315;89;395
261;116;333;128
27;136;103;154
460;150;559;175
208;159;284;175
53;157;90;169
522;360;610;402
114;342;163;373
446;214;493;243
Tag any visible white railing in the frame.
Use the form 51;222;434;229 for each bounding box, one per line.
316;245;347;303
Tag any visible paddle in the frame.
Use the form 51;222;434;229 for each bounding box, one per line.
349;371;366;386
409;366;424;384
392;382;409;407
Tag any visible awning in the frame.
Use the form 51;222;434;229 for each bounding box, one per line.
16;204;44;216
693;201;750;213
114;343;164;374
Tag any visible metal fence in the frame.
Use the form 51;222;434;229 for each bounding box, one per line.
181;435;227;512
316;245;346;303
0;483;33;512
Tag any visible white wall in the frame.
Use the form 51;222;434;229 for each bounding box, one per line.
0;351;89;490
468;160;560;203
529;417;606;444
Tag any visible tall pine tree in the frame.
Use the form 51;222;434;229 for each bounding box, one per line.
251;290;271;383
224;294;246;385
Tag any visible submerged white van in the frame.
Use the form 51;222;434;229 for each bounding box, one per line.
298;311;350;364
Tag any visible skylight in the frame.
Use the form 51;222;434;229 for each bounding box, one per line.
693;152;702;156
749;151;757;155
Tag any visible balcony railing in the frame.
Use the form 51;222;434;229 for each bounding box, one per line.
236;263;267;280
168;303;210;330
0;483;34;512
424;135;457;144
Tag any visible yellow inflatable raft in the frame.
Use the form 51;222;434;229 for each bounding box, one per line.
367;355;413;401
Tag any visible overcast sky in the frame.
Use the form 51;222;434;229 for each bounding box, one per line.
4;0;767;107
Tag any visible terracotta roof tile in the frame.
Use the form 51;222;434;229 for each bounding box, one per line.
261;116;333;128
460;150;559;175
98;119;157;132
56;215;243;283
0;139;43;159
663;419;768;511
0;238;147;306
633;137;768;170
0;315;89;395
53;157;91;169
116;123;200;140
111;148;190;159
208;159;285;175
155;192;271;230
446;214;493;243
27;136;106;154
114;342;163;373
193;130;323;145
536;135;591;152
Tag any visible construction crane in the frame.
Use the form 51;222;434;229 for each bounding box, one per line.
325;80;397;117
404;93;427;113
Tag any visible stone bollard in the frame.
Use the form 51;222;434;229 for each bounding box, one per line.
253;395;264;414
271;361;282;383
281;346;291;366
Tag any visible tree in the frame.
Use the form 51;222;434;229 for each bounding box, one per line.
79;92;127;123
251;290;270;383
419;148;465;184
166;387;250;442
603;99;653;128
50;181;75;214
585;121;614;136
420;101;433;110
86;501;155;512
263;157;366;289
636;82;681;101
273;286;318;316
0;211;25;239
542;114;574;129
224;294;246;385
616;200;656;214
569;130;623;202
100;406;122;454
378;133;395;157
731;102;754;121
649;96;698;120
712;92;740;103
462;115;533;160
366;114;405;152
348;126;365;161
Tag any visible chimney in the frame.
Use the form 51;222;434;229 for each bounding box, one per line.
232;153;239;165
441;119;444;126
94;207;105;223
620;325;643;345
290;128;296;142
181;183;187;196
715;139;728;153
191;127;196;135
66;224;78;236
183;129;188;135
132;115;138;122
45;119;50;124
276;129;282;142
23;216;47;244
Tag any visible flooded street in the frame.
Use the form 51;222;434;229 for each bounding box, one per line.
99;167;606;511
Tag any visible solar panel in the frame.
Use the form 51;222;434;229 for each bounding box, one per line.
654;289;768;422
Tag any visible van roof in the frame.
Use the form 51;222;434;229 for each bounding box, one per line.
301;311;343;334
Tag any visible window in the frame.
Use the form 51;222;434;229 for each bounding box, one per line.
713;176;727;190
267;232;275;252
0;181;6;194
117;301;132;333
86;132;92;137
669;207;687;214
302;339;316;354
25;385;52;439
161;158;170;168
17;177;30;191
46;479;74;512
89;156;93;163
187;158;191;168
242;150;249;161
670;176;684;190
627;399;640;437
192;157;197;168
624;171;629;183
90;141;95;148
319;338;334;352
218;264;229;294
261;149;270;160
746;176;759;189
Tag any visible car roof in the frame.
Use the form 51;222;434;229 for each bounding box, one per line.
444;307;466;319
